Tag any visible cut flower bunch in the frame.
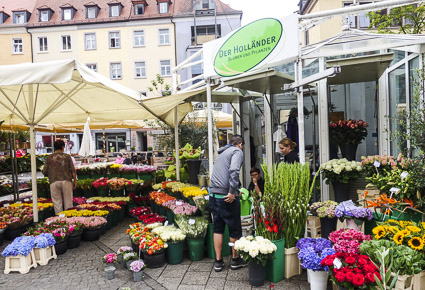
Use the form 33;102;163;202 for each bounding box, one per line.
319;159;362;184
310;201;339;218
234;235;277;267
296;238;335;271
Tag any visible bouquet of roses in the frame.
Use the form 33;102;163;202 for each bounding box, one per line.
319;159;362;184
329;229;372;254
92;178;109;190
335;200;373;222
152;226;186;243
296;238;335;271
173;202;197;216
137;165;157;174
321;252;380;289
329;119;368;145
102;253;117;264
129;207;152;217
107;178;127;191
360;154;408;177
234;235;277;267
310;201;339;218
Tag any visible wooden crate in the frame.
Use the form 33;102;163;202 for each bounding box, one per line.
307;216;320;228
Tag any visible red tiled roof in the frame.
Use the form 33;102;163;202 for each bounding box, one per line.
0;0;37;25
173;0;241;17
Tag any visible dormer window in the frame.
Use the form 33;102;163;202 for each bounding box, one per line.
132;1;147;15
159;2;168;14
37;7;53;22
13;11;27;24
108;2;123;17
0;12;10;24
85;3;100;19
201;0;209;9
61;5;76;21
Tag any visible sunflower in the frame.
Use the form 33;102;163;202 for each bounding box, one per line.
387;226;399;235
393;232;405;245
372;226;386;239
408;237;424;250
399;229;411;236
406;226;421;233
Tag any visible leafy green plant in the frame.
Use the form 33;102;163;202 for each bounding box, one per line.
373;248;399;290
148;74;171;97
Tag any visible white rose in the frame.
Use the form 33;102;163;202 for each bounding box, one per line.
249;248;259;258
356;166;362;171
345;166;352;171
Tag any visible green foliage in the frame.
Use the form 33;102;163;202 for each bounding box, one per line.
148;74;171;97
372;248;399;290
0;154;45;173
76;179;95;191
368;4;425;34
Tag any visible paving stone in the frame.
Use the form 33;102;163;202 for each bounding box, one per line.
226;267;249;281
178;285;206;290
156;276;183;290
188;262;213;272
272;279;302;290
205;277;226;290
181;271;210;285
224;280;252;290
209;268;229;278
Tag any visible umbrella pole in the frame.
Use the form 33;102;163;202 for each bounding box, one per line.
103;129;106;157
175;107;180;181
206;78;213;177
30;124;38;223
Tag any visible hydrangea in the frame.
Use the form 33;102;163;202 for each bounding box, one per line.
335;200;373;221
2;236;35;257
34;233;56;248
298;246;336;271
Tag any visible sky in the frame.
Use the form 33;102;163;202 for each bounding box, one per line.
223;0;300;25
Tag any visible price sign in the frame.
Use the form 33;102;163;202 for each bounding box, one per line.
158;189;162;192
3;203;9;208
24;199;30;202
333;258;342;269
390;187;400;194
401;172;409;179
164;221;168;226
189;219;195;225
204;195;209;200
176;201;183;206
16;201;22;204
201;187;205;191
59;214;66;218
373;161;381;168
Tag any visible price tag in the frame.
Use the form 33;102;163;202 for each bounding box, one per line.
201;187;205;191
164;221;168;226
24;199;29;202
401;172;409;179
87;199;93;203
390;187;400;194
46;221;51;225
3;203;9;208
158;189;161;192
204;195;209;200
141;238;146;243
189;219;195;225
333;258;342;269
16;201;22;204
176;201;183;206
373;161;381;168
59;214;66;218
167;179;172;181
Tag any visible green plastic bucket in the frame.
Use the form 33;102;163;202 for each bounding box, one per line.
205;223;231;259
240;200;252;216
166;241;184;265
166;209;175;225
265;238;285;283
187;238;204;261
97;189;109;197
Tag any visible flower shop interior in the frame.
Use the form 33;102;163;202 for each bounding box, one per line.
1;2;425;289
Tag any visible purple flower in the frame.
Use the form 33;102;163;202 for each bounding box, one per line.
335;200;372;221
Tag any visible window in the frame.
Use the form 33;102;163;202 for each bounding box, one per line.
343;2;371;28
38;37;48;52
109;31;121;48
40;10;49;22
135;62;146;78
191;25;220;45
191;51;202;84
159;2;168;14
86;63;97;72
12;38;23;54
160;60;171;76
87;7;96;19
110;63;122;79
13;12;26;24
63;8;72;20
202;0;209;9
110;5;120;17
159;29;170;45
0;12;8;24
85;33;96;50
61;35;71;51
134;4;144;15
134;30;145;47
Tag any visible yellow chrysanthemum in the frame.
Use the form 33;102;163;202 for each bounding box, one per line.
373;226;386;239
393;232;405;245
406;226;421;233
408;237;424;250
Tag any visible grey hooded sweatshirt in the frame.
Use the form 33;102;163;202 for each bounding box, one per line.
209;144;244;195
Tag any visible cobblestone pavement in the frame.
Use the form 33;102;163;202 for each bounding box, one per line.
0;218;315;290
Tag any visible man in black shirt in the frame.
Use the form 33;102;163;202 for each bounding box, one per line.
247;167;265;197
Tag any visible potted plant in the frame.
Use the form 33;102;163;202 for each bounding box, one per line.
92;177;109;197
1;236;37;274
310;201;338;239
51;227;69;255
296;238;335;290
329;119;368;160
130;260;146;282
102;253;117;280
234;235;277;286
152;225;186;265
81;216;107;241
67;221;83;249
117;246;133;264
319;159;363;202
139;235;168;268
174;215;208;261
120;166;138;179
335;200;373;231
123;251;138;269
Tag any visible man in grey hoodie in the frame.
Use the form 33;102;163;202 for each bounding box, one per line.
209;134;245;272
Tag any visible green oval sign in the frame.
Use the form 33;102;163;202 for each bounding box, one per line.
214;18;283;77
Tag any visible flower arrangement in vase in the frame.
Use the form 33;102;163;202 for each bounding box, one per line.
330;119;368;145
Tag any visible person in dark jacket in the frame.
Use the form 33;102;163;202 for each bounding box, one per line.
247;167;265;196
279;137;299;163
209;134;246;272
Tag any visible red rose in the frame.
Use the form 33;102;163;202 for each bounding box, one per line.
335;272;346;283
345;271;355;282
363;264;375;273
358;257;368;266
352;274;365;287
345;256;356;265
365;272;375;283
354;267;362;274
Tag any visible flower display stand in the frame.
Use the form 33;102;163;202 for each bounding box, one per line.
413;270;425;290
307;216;322;238
4;250;37;274
393;273;413;290
284;247;302;279
33;246;57;266
265;238;285;283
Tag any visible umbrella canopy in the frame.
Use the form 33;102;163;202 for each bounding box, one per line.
79;118;95;157
185;110;233;128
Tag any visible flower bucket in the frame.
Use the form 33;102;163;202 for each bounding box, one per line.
339;143;358;161
33;246;57;266
126;260;134;270
392;273;413;290
265;238;285;282
332;182;350;203
104;266;116;280
320;217;337;239
92;174;105;180
110;189;124;197
308;269;328;290
54;239;68;255
77;174;91;180
413;270;425;290
122;173;138;179
117;207;125;222
166;241;184;265
249;262;265;286
108;173;121;178
144;249;166;268
0;231;3;247
133;270;144;282
67;231;82;249
187;238;204;261
4;223;30;241
159;206;167;217
97;189;109;197
284;246;301;279
37;190;48;199
83;190;95;198
139;174;153;181
166;209;175;225
240;200;252;216
82;227;101;241
4;250;37;274
205;223;231;259
186;159;202;185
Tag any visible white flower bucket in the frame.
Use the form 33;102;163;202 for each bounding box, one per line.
308;269;328;290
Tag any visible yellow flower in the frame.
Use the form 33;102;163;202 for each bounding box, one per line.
399;229;411;236
387;226;399;235
393;232;405;245
408;237;424;250
372;225;386;239
406;226;421;233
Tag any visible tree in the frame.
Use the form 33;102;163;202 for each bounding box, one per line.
148;74;171;96
368;4;425;34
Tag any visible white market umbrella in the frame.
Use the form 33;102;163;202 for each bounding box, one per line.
0;59;192;222
78;118;95;157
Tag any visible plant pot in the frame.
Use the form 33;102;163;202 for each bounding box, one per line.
332;181;350;203
345;218;363;231
133;270;144;282
166;209;175;225
339;143;358;161
122;173;138;179
413;270;425;290
166;241;184;265
110;189;124;197
4;223;29;241
139;174;153;181
186;159;202;185
187;238;204;261
131;239;139;253
97;188;109;197
82;227;101;241
77;174;91;180
67;231;82;249
37;190;48;199
265;238;285;282
320;217;337;239
307;269;328;290
54;239;68;255
249;262;265;286
143;249;166;268
105;265;116;280
126;260;135;270
110;211;119;227
284;246;302;279
83;190;95;198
